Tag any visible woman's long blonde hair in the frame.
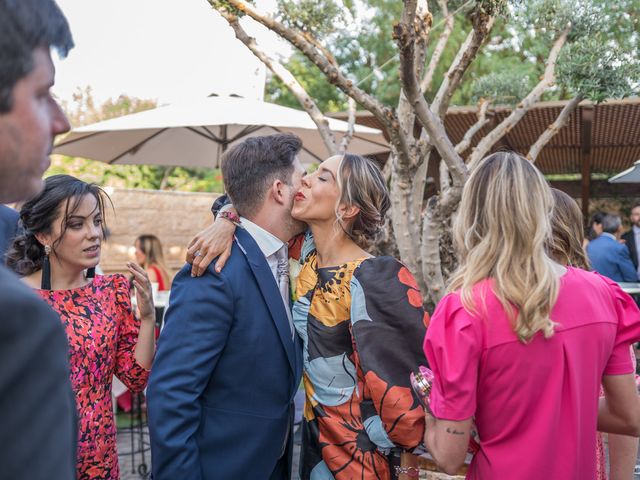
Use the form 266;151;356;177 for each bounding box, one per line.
448;152;559;342
136;234;170;285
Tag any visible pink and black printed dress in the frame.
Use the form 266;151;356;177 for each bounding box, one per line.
36;274;149;480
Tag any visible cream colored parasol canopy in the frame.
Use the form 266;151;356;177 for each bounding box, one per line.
54;95;389;167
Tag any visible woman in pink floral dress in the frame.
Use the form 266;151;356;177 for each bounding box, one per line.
7;175;156;480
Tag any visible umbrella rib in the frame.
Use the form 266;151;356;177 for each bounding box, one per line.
202;126;223;142
187;126;223;143
351;133;389;149
269;126;323;162
108;128;169;164
226;125;263;143
54;130;104;148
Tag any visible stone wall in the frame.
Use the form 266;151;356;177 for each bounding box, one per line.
100;188;220;276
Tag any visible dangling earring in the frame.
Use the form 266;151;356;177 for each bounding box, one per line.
41;245;52;290
86;267;95;279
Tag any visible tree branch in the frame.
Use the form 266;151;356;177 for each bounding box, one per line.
413;0;433;83
395;0;468;187
455;98;490;155
431;13;495;119
467;25;572;170
220;0;407;156
420;0;454;93
338;97;356;153
421;197;446;303
527;94;583;162
439;157;451;196
214;5;339;155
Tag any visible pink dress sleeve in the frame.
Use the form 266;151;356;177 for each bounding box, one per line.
113;274;150;392
423;292;482;421
598;276;640;375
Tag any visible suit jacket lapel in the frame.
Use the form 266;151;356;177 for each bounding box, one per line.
234;228;296;375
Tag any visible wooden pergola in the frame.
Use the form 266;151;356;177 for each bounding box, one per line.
332;97;640;217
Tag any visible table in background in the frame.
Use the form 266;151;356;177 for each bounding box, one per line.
619;282;640;295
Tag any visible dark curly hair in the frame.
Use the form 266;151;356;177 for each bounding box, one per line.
6;175;110;276
335;154;390;250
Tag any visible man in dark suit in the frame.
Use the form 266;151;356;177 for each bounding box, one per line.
587;213;638;282
0;203;19;261
0;1;77;478
148;133;306;480
622;203;640;278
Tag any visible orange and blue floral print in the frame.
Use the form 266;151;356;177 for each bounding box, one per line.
293;248;428;480
37;274;149;480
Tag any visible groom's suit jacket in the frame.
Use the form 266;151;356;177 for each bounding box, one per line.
147;227;302;480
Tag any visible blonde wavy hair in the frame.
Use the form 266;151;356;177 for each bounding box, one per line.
448;152;559;342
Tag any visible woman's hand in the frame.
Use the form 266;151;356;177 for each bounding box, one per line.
128;262;155;324
186;216;236;277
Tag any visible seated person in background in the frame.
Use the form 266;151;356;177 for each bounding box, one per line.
587;213;638;282
134;234;172;291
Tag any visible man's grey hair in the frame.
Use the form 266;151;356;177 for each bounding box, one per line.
601;214;622;234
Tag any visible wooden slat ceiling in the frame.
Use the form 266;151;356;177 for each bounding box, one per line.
332;98;640;175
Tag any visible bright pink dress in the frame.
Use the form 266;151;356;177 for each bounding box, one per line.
37;274;149;480
424;267;640;480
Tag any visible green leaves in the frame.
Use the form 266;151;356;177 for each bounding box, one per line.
277;0;342;38
557;39;640;102
471;71;534;105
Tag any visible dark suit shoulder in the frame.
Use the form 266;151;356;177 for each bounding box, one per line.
0;267;60;333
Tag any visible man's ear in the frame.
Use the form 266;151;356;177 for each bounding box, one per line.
271;179;287;206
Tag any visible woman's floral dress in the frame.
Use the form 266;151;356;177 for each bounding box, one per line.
37;274;149;480
292;241;429;480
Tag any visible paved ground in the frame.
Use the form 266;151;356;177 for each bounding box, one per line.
117;424;640;480
117;423;302;480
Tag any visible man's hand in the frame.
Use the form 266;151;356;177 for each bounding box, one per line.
186;219;236;277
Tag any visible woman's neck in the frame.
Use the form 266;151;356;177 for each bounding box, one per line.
47;257;90;290
309;221;370;267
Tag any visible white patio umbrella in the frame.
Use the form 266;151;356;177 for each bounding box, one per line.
53;96;389;167
609;160;640;183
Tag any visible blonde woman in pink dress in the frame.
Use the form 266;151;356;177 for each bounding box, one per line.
422;152;640;479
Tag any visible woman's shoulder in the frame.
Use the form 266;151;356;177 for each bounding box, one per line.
354;255;414;282
563;266;628;299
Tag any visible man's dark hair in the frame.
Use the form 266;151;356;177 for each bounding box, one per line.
0;0;74;113
221;133;302;217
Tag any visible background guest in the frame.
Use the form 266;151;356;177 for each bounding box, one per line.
134;233;172;291
0;203;19;262
7;174;156;480
550;189;638;480
584;211;605;249
0;0;77;478
423;152;640;478
587;213;638;282
622;203;640;279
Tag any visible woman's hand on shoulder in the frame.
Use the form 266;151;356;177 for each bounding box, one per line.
186;216;236;277
127;262;155;324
